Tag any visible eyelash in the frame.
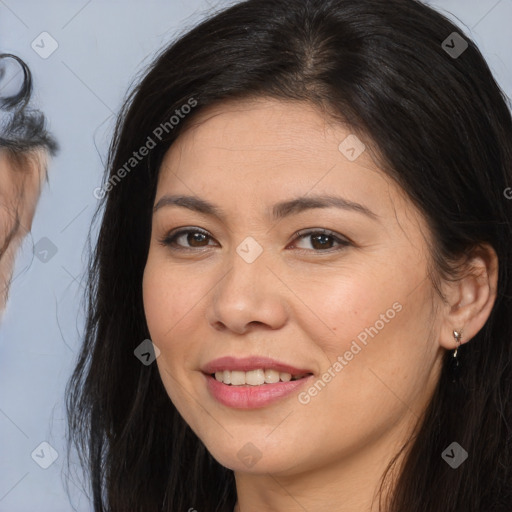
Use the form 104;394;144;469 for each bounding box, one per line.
158;227;352;254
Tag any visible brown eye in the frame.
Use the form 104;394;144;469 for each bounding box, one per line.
159;228;214;250
291;229;351;252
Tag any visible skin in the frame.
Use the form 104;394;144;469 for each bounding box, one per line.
142;97;498;512
0;149;46;318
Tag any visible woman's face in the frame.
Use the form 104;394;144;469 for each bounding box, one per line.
143;98;447;476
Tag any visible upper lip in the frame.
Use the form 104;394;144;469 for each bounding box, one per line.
202;356;313;376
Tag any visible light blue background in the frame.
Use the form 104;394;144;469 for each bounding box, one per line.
0;1;511;510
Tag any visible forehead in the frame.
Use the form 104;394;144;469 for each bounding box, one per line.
158;97;387;193
168;98;364;159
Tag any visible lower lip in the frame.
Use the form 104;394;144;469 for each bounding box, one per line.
204;373;313;409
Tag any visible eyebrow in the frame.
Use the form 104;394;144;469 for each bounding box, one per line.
153;194;379;221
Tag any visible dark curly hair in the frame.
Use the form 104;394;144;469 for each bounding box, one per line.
0;53;58;161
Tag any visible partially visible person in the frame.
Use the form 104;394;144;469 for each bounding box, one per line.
0;53;57;318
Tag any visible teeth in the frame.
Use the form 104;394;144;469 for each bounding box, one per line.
231;371;246;386
264;369;280;383
246;369;265;385
279;372;292;382
213;369;308;385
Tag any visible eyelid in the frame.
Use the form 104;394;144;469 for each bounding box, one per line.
158;227;213;249
158;226;352;252
291;228;353;246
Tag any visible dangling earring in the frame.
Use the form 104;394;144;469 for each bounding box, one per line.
449;329;463;383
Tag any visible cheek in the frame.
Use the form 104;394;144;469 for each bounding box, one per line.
287;263;405;353
142;256;196;341
142;255;211;376
291;261;435;403
142;259;201;413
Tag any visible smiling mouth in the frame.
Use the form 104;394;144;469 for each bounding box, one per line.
210;369;313;386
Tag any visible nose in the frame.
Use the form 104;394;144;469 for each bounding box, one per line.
205;245;289;335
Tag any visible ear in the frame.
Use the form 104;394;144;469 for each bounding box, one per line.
438;244;499;350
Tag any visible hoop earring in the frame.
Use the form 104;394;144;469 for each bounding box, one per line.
449;329;463;383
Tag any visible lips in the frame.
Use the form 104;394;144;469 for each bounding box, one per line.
202;356;313;376
203;373;314;409
201;356;314;408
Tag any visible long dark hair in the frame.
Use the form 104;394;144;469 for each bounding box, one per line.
65;0;512;510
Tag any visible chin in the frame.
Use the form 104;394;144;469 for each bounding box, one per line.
214;452;293;474
201;434;303;475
